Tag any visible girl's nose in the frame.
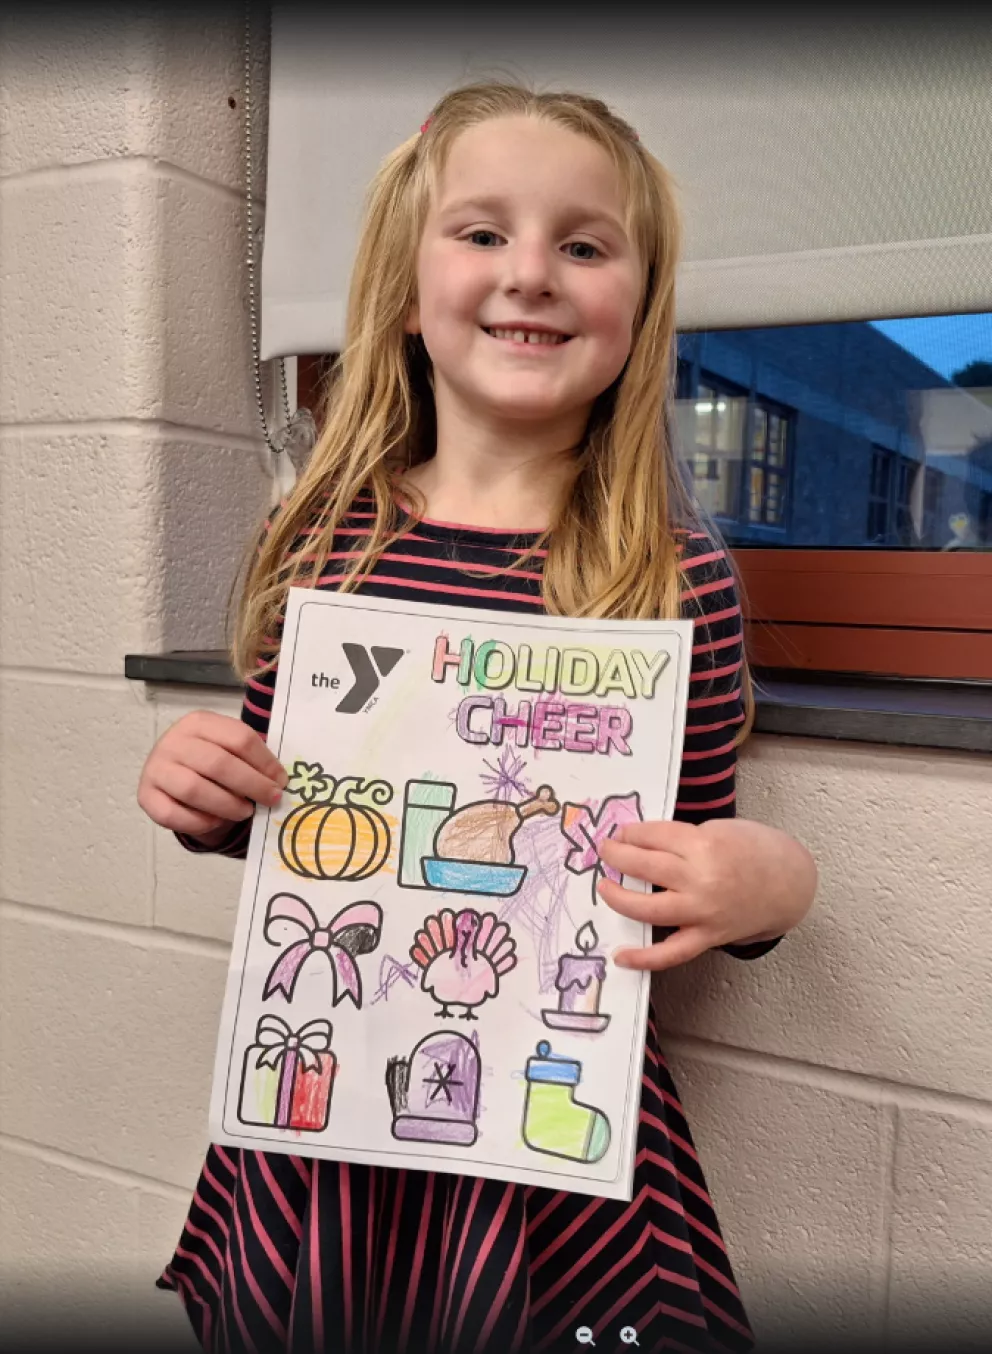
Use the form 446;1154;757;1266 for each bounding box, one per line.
500;241;556;298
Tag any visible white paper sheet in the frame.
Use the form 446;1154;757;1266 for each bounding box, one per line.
209;590;693;1201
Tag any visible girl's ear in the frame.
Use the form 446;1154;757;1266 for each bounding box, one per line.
404;302;421;335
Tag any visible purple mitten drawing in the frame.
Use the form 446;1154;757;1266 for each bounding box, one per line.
385;1030;481;1146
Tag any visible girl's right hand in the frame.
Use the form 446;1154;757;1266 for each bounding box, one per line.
137;710;288;843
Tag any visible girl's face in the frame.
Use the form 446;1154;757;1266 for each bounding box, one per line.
407;115;643;439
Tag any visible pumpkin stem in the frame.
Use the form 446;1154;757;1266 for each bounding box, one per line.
333;776;394;808
331;775;363;805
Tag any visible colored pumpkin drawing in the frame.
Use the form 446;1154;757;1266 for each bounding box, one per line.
278;762;394;881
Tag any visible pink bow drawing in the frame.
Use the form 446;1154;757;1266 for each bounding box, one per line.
560;793;644;903
262;893;383;1007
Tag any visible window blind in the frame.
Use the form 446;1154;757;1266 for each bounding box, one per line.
260;6;992;359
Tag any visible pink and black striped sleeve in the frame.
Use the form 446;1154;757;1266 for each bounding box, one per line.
674;531;782;961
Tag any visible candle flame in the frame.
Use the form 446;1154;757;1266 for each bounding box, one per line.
576;921;598;954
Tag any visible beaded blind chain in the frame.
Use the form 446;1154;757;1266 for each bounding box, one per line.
243;3;315;465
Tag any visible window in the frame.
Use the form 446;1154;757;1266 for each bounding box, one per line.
682;376;746;520
675;314;992;679
747;398;790;526
866;446;919;545
867;446;893;543
675;368;792;531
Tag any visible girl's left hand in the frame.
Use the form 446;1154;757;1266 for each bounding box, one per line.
597;817;817;971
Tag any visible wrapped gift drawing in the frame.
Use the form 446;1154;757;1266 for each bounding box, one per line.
385;1030;481;1146
238;1015;336;1132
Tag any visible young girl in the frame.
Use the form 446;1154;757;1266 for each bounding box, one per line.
139;82;816;1354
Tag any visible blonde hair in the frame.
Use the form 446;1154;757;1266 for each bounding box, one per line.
232;81;753;740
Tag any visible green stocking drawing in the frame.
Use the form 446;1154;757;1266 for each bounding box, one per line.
522;1041;610;1164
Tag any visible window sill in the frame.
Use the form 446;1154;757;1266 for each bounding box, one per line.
123;652;992;754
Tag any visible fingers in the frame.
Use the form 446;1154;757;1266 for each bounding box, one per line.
137;712;288;833
152;746;269;824
597;876;693;927
597;837;687;890
613;927;711;972
137;785;230;836
184;712;287;787
611;819;698;857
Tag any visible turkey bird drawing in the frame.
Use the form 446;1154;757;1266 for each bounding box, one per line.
410;908;517;1019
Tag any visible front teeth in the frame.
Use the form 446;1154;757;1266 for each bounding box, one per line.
487;328;567;345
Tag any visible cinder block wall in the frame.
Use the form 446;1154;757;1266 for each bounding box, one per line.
1;10;990;1349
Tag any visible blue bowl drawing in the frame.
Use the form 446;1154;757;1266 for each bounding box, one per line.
422;858;526;897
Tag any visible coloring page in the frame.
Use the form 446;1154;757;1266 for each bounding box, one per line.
208;590;693;1201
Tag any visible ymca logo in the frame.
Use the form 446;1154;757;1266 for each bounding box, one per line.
336;644;404;713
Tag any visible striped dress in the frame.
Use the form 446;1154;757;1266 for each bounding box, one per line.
159;500;780;1354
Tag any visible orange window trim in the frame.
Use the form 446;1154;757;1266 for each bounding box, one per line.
735;550;992;680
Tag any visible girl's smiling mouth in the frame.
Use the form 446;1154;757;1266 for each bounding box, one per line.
482;325;573;347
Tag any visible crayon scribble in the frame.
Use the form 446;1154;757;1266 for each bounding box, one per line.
497;814;573;993
371;954;419;1005
479;746;530;803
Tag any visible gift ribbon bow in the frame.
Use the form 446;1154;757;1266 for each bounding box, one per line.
560;793;643;884
262;893;382;1006
252;1014;332;1073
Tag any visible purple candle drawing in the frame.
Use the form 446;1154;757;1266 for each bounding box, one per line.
541;922;611;1034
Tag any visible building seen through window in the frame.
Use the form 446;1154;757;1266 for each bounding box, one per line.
674;314;992;550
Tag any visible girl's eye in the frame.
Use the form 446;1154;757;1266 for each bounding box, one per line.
463;232;601;260
566;241;601;261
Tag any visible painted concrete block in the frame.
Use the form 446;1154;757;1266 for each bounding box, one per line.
887;1108;992;1348
654;738;992;1100
0;1143;197;1347
665;1049;891;1348
1;167;263;438
0;913;227;1190
0;431;270;672
0;3;263;194
0;677;155;924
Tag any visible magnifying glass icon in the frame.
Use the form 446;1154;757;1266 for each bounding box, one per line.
620;1327;640;1346
575;1328;596;1347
